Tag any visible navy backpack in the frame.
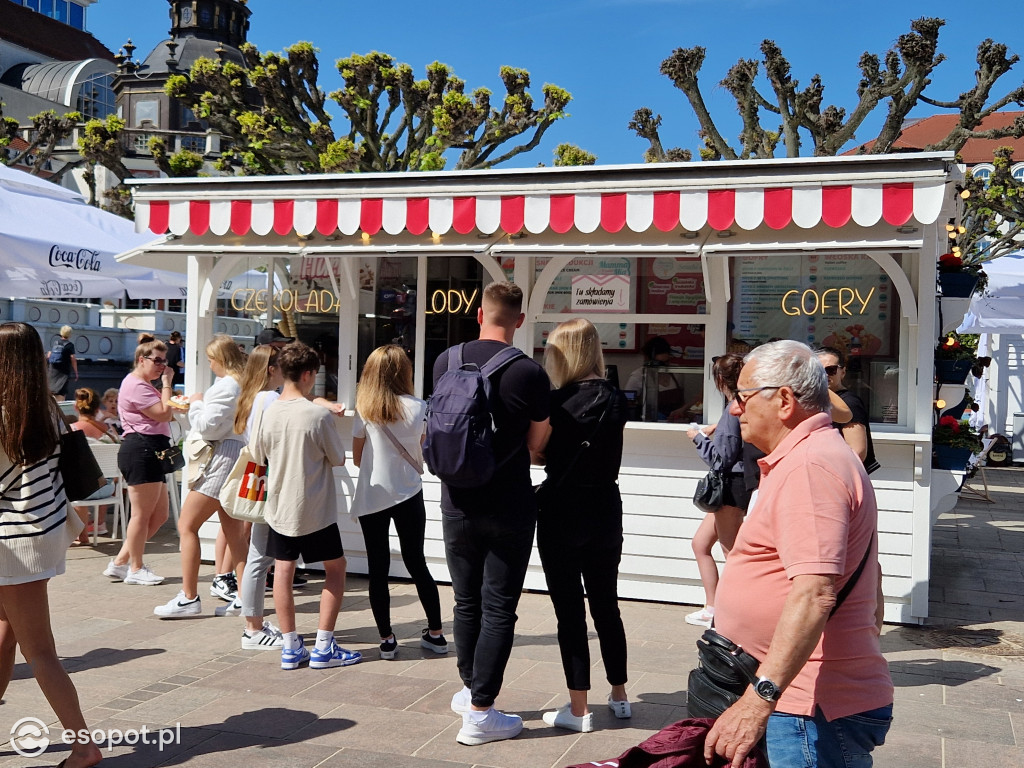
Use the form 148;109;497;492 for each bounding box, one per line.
423;343;525;488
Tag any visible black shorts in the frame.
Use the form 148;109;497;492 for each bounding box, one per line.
721;472;752;512
266;522;344;563
118;433;171;486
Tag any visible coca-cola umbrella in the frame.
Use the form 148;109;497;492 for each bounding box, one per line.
0;163;180;299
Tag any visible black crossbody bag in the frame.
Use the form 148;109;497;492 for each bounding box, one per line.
535;390;613;507
686;532;876;719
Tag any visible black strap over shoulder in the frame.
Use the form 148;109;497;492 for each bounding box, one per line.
830;530;876;619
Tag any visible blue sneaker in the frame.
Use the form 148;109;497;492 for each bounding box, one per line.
281;641;310;670
310;639;362;669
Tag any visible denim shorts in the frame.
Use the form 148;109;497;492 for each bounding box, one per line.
765;704;893;768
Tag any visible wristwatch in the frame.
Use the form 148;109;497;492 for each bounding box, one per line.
754;676;782;702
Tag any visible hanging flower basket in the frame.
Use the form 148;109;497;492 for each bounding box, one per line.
935;359;973;384
933;445;973;470
938;272;980;298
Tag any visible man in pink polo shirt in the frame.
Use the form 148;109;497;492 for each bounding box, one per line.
705;340;892;768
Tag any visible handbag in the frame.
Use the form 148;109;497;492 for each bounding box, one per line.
155;445;185;474
218;445;267;523
686;532;877;718
183;432;216;489
219;403;268;523
59;422;106;501
692;469;725;513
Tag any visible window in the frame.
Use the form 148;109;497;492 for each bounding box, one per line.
180;135;205;153
75;72;115;119
68;0;83;29
1012;164;1024;183
135;100;159;127
971;164;993;184
728;252;903;424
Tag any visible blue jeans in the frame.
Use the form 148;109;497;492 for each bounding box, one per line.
765;704;892;768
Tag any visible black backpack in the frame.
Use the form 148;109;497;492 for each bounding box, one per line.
423;344;525;488
50;340;70;372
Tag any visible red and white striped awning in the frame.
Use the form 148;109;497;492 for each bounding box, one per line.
136;181;945;238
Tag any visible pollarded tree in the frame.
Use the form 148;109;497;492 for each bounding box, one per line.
1;106;82;174
956;146;1024;269
634;18;1024;161
166;43;572;174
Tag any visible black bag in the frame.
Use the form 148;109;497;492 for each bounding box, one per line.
686;532;877;718
693;470;725;513
687;630;761;720
156;445;185;474
59;427;105;502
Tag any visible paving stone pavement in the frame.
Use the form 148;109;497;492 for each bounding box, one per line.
2;468;1024;767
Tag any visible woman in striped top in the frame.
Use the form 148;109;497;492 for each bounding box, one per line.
0;322;101;767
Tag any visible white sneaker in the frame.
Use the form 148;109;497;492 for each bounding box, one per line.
685;606;714;628
215;597;243;617
124;565;164;586
102;559;129;581
456;707;523;746
450;685;471;715
242;622;284;650
153;591;201;617
543;703;594;733
607;697;632;719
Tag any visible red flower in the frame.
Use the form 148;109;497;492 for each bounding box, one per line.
939;415;959;428
940;253;963;269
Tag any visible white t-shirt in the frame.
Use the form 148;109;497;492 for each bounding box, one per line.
250;397;347;537
350;395;426;518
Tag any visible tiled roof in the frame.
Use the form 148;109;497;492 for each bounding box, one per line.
0;2;114;63
846;112;1024;165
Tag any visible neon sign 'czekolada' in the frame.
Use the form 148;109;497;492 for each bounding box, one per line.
231;288;341;314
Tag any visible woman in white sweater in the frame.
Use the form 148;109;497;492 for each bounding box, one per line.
0;322;102;768
154;335;248;617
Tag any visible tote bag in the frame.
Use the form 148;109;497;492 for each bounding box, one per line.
218;401;268;523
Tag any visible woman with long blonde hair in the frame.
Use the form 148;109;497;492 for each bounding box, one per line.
0;322;101;767
103;332;176;586
154;335;250;618
351;344;446;660
227;345;287;649
537;318;631;733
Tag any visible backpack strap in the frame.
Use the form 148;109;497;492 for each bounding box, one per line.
447;343;466;373
479;345;526;378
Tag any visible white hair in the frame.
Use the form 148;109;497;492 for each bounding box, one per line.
744;340;830;414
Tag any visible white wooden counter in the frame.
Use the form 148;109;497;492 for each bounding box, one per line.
198;419;934;624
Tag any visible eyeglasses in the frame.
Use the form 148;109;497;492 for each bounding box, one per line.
823;365;841;376
146;356;167;365
731;385;782;408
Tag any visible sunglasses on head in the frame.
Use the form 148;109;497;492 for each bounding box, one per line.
823;365;840;376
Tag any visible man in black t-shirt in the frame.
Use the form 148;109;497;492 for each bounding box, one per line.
165;331;184;386
817;347;879;474
432;281;550;746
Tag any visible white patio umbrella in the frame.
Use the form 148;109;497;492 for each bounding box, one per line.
0;164;181;299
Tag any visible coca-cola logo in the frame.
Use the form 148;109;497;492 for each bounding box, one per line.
40;279;84;297
48;245;101;273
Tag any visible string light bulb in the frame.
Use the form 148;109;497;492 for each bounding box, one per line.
935;399;946;409
361;232;371;244
945;219;956;232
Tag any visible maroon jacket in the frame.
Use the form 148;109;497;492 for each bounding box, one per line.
566;718;769;768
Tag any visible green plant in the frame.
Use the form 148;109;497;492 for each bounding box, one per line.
935;333;978;361
933;415;983;452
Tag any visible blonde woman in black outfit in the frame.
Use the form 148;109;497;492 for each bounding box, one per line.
535;318;630;734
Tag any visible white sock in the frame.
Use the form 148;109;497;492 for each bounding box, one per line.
315;629;334;651
283;631;301;651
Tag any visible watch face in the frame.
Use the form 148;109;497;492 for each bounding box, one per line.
755;678;780;701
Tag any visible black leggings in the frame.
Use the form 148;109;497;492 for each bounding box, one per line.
537;487;628;691
357;491;443;638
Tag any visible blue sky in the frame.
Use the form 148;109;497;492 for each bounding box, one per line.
86;0;1024;167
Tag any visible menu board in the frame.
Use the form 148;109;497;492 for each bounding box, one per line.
731;253;895;357
639;257;707;363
